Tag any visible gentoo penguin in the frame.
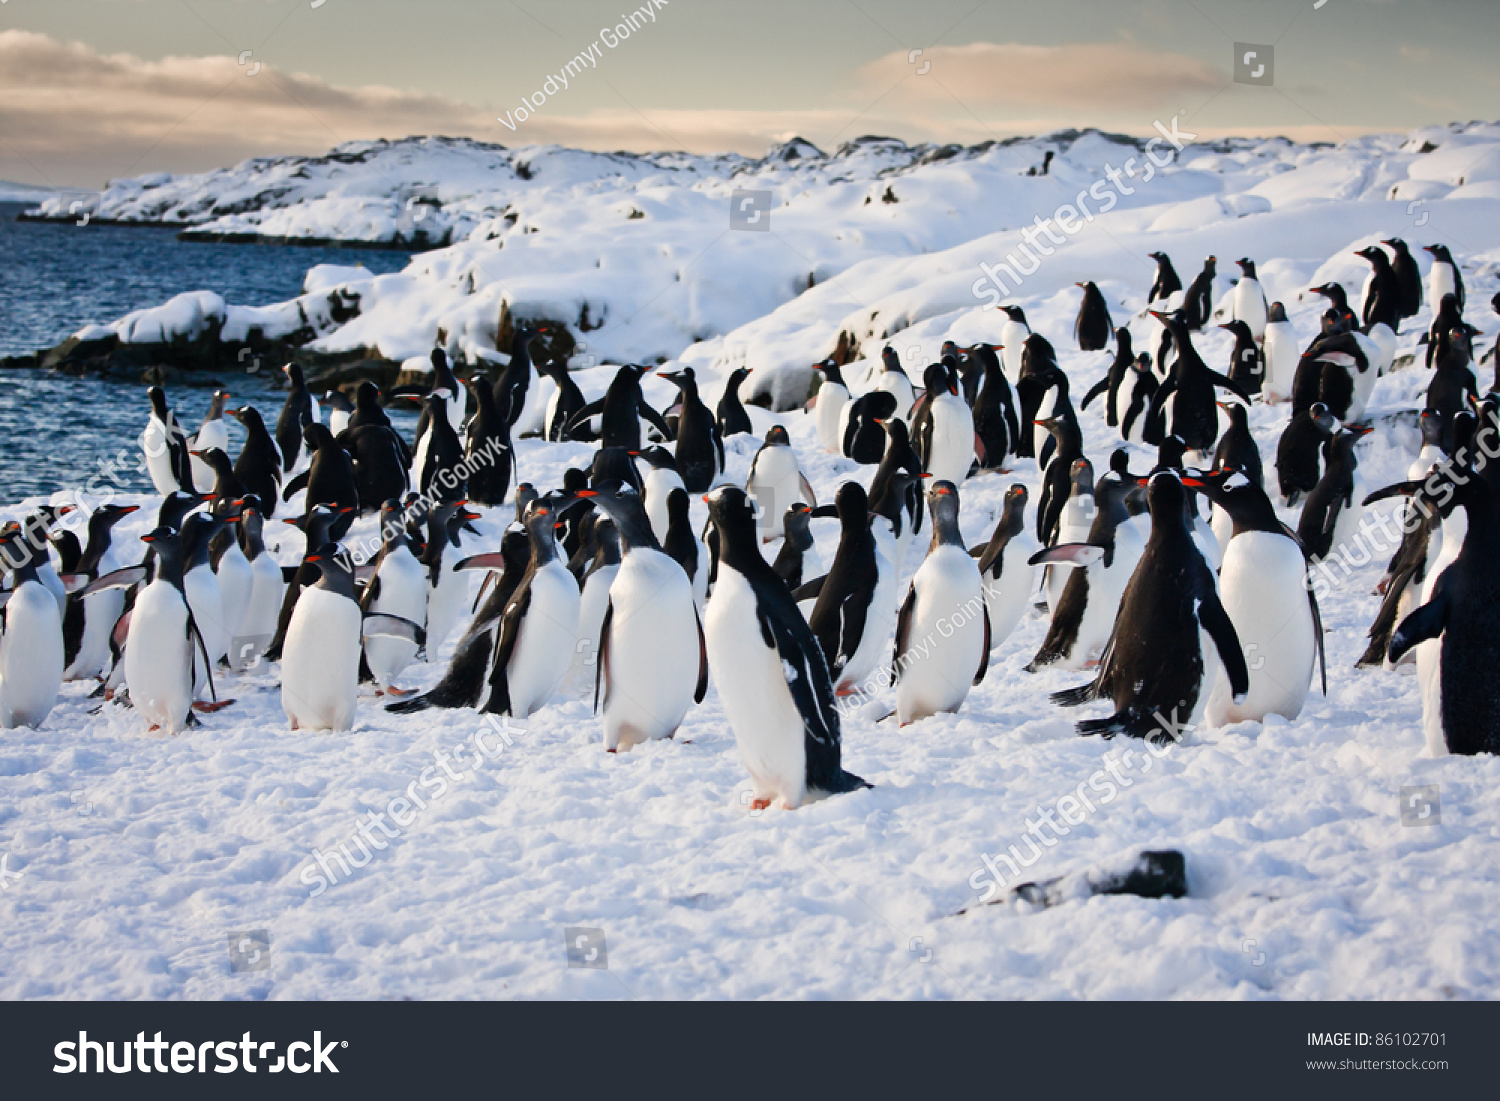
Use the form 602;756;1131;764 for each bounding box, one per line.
876;346;916;421
322;388;353;437
969;343;1019;468
1296;426;1372;562
745;426;816;541
953;342;984;407
772;502;817;591
1148;251;1183;307
590;446;644;497
717;367;755;438
348;381;392;430
574;516;621;692
1423;243;1464;314
972;484;1039;651
893;481;989;723
1015;333;1063;459
1424;293;1467;370
413;394;468;505
283;545;393;732
812;358;851;454
1220;319;1265;396
1052;472;1249;739
187;389;231;494
13;507;71;618
208;503;253;661
360;501;428;695
1382;237;1423;320
1231;258;1268;340
538;356;589;442
1426;325;1480;451
1388;473;1500;756
462;379;514;507
702;484;870;810
1120;354;1160;445
1182;256;1217;330
422;501;483;660
912;363;975;490
275;364;317;474
842;389;899;464
60;503;138;680
400;348;465;455
1044;457;1096;613
568;364;674;452
868;419;925;567
180;513;231;680
340;414;411;513
1192;470;1324;725
142;386;192;495
1073;282;1114;352
1358;474;1439;670
264;503;345;662
228;405;282;517
1080;328;1134;427
1309;282;1359;333
1357;245;1403;332
997;305;1030;382
805;481;895;696
1147;311;1251;456
1261;302;1299;403
577;485;708;751
1034;413;1084;545
230;495;284;672
663;488;710;609
0;531;64;729
193;446;247;514
284;423;360;540
494;324;538;430
1213;402;1263;487
637;445;686;546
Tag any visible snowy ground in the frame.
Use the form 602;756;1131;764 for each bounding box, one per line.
4;123;1500;1000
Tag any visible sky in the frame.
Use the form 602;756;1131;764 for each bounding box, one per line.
2;0;1498;188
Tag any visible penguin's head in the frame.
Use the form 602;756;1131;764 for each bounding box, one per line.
282;363;304;386
1069;458;1094;494
703;484;758;542
303;422;336;450
1308;402;1339;436
883;417;910;450
147;386;169;418
923;363;953;396
999;305;1027;324
1143;470;1187;516
763;425;791;447
1267;301;1288;324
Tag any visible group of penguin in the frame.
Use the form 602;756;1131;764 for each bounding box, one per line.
1;236;1492;812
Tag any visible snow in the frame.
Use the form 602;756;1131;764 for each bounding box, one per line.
5;121;1500;1000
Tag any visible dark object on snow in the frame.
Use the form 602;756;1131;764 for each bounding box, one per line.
957;850;1187;915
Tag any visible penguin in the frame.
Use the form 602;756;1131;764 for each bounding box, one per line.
745;426;816;541
1073;281;1114;352
867;419;925;568
264;503;346;662
1427;325;1480;451
1015;333;1063;460
812;358;851;454
574;515;621;692
59;503;138;680
142;386;192;495
192;446;248;513
275;364;317;474
1423;243;1464;314
538;356;590;442
1147;311;1251;456
340;415;412;513
842;389;899;464
972;484;1039;652
1296;426;1372;562
360;500;429;694
180;513;231;680
229;495;284;672
663;488;710;609
1080;328;1134;427
997;305;1030;382
1356;245;1402;332
804;481;895;697
348;381;393;430
717;367;755;439
702;484;870;810
566;508;604;586
568;364;674;452
1044;458;1096;614
1294;327;1373;424
1148;251;1183;307
1052;472;1249;739
877;346;916;421
462;379;515;507
1379;237;1423;320
1231;258;1268;340
11;507;71;619
1220;319;1265;396
912;363;975;490
0;530;64;729
637;445;686;547
1357;471;1438;670
1034;413;1084;545
228;405;283;518
209;500;253;660
283;423;360;540
949;342;983;408
187;389;231;494
322;388;353;437
1261;302;1299;403
658;368;722;493
575;485;708;750
1212;402;1262;487
892;480;989;723
1182;256;1217;330
1120;354;1160;445
969;343;1019;468
422;501;483;660
772;502;817;591
1192;470;1324;725
1424;293;1467;370
494;324;538;430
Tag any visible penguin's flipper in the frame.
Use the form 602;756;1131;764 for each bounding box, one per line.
639;401;676;443
791;575;827;602
363;614;425;647
281;470;311;502
1027;543;1105;567
280;565;302;583
798;473;818;508
1079;375;1109;411
973;607;992;686
594;601;613;714
693;607;709;704
456;552;510;571
485;585;532;717
1388;588;1450;665
1308;583;1328;696
59;573;92;594
79;566;148;597
1197;589;1250;703
188;616;217;704
752;603;844;786
891;585;917;683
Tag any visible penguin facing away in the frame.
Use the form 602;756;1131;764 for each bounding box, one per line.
805;481;895;696
1074;281;1114;352
717;367;755;438
0;530;64;729
361;500;429;694
972;484;1040;653
229;405;283;518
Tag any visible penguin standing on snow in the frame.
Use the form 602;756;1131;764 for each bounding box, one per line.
1213;402;1263;487
361;501;429;695
264;503;346;662
1276;401;1338;506
804;481;895;696
1296;426;1372;562
568;364;674;453
284;423;360;540
969;343;1019;467
1015;333;1063;459
867;419;925;566
229;405;283;518
637;445;686;546
339;414;411;514
745;426;816;541
1183;256;1218;331
1382;238;1423;320
812;359;851;454
322;389;353;437
972;485;1039;652
1147;311;1252;457
348;382;391;430
573;517;620;691
1080;328;1135;427
275;364;318;474
1148;252;1183;307
1423;243;1464;314
1052;472;1249;739
0;530;64;729
663;488;710;609
703;485;870;810
912;363;975;489
1120;354;1160;445
842;389;899;464
1231;258;1269;340
893;481;990;724
423;501;484;660
143;387;192;495
997;305;1031;381
462;379;515;507
1074;282;1114;352
538;356;590;442
578;485;708;751
230;495;284;672
773;502;817;591
1357;245;1403;332
60;503;139;680
877;346;916;421
717;367;755;438
660;367;724;493
187;389;231;494
413;394;468;506
1034;413;1084;545
1220;319;1265;396
1262;302;1299;403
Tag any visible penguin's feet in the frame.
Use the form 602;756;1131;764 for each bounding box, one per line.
750;797;773;812
381;685;417;697
193;699;236;713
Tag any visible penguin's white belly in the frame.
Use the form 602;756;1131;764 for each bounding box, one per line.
190;421;229;493
878;375;915;421
1192;515;1222;573
329;410;350;437
1207;533;1315;724
543;382;563;440
184;567;228;683
215;545;254;647
575;563;619;690
836;546;896;693
1066;529;1144;669
1329;488;1364;561
601;551;700;749
1032;387;1056;456
1210;503;1234;555
1416;514;1463;756
981;535;1039;649
896;547;985;723
704;567;808;808
644;468;685;546
38;563;68;621
68;587;124;680
515;378;548;437
410;429;434;494
143;415;180;495
1408;447;1444;483
1429;266;1456;309
926;397;975;488
1263;322;1298;402
281;587;361;731
235;556;286;671
425;560;474;661
365;550;427;687
688;542;710;610
125;581;193;733
504;562;580;718
1047;500;1094;612
1234;281;1267;339
0;581;63;729
999;325;1027;382
748;447;805;540
816;385;849;453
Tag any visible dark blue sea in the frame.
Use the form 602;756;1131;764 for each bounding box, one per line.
0;202;413;498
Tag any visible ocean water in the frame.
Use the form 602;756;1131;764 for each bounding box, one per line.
0;203;412;498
